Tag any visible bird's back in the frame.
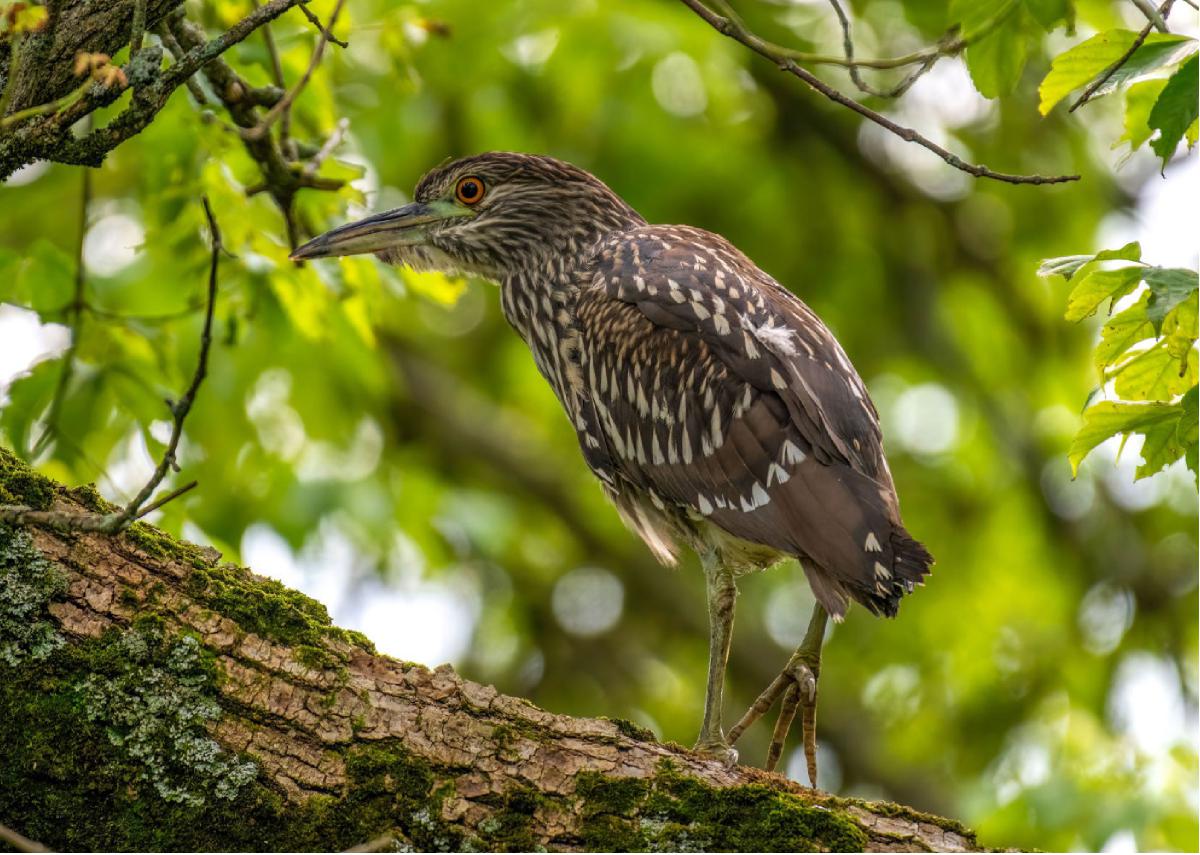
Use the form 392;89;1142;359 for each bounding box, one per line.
566;224;932;618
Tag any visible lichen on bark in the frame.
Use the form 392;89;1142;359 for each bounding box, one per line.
0;448;988;852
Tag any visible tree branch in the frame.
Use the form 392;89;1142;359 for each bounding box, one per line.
0;0;306;180
678;0;1080;186
0;455;992;852
0;821;47;854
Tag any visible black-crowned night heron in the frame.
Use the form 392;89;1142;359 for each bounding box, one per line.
292;152;933;784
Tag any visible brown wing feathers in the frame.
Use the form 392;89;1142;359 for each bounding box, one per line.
576;225;933;619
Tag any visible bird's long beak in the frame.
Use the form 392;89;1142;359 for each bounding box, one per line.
289;200;467;260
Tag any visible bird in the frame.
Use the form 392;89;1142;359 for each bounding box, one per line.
291;152;933;784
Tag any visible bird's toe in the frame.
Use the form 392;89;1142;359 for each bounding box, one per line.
693;738;739;768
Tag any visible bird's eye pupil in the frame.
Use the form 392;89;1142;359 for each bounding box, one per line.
456;177;484;204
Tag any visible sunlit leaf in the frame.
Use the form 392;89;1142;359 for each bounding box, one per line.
1110;341;1197;401
1119;79;1167;151
1038;31;1196;115
1162;293;1199;359
1064;266;1143;321
1068;400;1182;475
1149;54;1200;167
1038;242;1141;280
1094;294;1154;373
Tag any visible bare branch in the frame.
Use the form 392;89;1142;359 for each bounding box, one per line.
1;0;307;180
1069;0;1176;112
0;821;48;853
678;0;1080;186
242;0;346;142
1130;0;1170;31
130;0;149;54
299;1;349;48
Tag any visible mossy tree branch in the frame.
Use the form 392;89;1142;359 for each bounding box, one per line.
0;448;990;852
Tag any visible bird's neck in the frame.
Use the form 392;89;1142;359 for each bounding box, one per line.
497;229;615;407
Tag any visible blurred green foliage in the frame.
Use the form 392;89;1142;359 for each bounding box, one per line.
0;0;1196;850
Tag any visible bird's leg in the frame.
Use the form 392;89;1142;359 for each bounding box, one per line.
693;553;738;767
727;602;828;785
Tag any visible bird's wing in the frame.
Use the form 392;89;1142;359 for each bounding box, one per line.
572;225;930;617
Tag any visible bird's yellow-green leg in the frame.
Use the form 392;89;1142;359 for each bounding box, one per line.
693;552;739;767
728;603;828;785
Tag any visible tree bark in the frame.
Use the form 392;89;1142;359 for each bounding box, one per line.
0;449;990;852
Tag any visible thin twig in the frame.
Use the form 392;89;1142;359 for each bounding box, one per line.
301;116;349;178
133;480;199;519
678;0;1080;186
100;197;223;533
0;199;221;535
1068;0;1175;112
0;75;97;129
0;821;48;853
709;0;975;72
1130;0;1170;31
253;0;291;151
242;0;346;142
156;20;208;105
33;162;91;455
299;2;349;48
824;0;937;98
130;0;148;54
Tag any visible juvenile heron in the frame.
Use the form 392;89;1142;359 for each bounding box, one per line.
292;152;933;783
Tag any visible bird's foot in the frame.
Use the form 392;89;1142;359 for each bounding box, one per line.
727;652;821;785
693;736;739;769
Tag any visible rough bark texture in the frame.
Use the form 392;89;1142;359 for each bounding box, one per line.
0;0;184;115
0;448;991;852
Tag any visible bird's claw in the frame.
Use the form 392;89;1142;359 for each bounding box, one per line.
727;654;821;785
693;737;739;769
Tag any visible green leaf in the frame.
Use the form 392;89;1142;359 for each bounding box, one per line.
1149;54;1199;167
0;358;62;456
1094;294;1154;373
1111;341;1197;401
1120;79;1168;150
1038;241;1141;280
1038;31;1196;115
960;2;1031;98
1162;292;1199;359
1068;400;1182;475
1177;386;1198;477
1136;410;1187;479
1023;0;1070;31
1064;266;1144;321
14;240;76;317
1143;266;1199;330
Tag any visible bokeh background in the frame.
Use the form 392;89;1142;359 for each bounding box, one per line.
1;0;1196;850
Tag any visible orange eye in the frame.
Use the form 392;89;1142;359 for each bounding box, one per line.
455;176;485;205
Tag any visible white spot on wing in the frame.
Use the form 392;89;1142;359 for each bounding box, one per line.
781;440;806;465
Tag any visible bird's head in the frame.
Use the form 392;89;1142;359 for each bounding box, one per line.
291;152;644;279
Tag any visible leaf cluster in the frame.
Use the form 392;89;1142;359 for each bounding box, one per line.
1040;243;1198;479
